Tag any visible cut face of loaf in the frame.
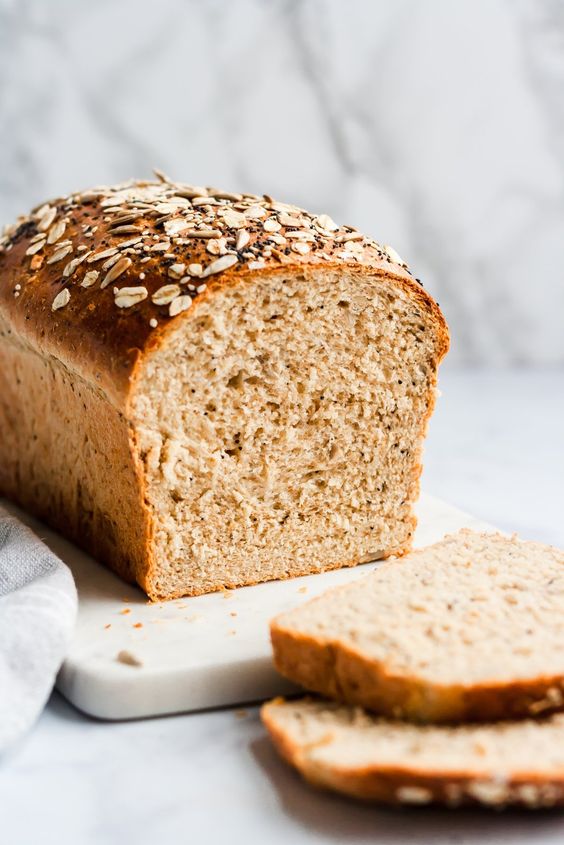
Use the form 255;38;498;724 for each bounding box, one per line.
132;267;443;598
0;178;448;600
271;530;564;722
262;698;564;808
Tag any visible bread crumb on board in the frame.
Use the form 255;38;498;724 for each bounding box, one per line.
116;649;143;667
120;608;131;615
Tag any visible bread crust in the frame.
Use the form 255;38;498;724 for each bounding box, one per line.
271;623;564;723
0;179;448;599
0;181;448;413
262;699;564;808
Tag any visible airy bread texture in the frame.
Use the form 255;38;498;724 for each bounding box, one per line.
0;177;447;599
262;697;564;808
271;530;564;722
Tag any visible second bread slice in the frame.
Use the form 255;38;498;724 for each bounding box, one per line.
271;530;564;723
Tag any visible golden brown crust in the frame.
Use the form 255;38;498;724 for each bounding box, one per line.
271;621;564;724
0;178;448;412
261;700;564;808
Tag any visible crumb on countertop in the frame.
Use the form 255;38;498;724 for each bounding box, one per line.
116;650;143;667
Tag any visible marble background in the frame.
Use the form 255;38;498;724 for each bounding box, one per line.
0;0;563;364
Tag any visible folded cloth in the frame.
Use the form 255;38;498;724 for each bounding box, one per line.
0;504;77;752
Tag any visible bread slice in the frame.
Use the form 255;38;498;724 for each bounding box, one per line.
0;178;448;600
271;530;564;722
262;697;564;808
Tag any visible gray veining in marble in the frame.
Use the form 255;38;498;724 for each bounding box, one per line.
0;0;563;364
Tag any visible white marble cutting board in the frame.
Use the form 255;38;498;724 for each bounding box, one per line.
6;494;492;721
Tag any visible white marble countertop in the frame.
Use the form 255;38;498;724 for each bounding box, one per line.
1;367;563;845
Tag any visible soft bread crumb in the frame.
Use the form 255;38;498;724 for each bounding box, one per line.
131;268;442;599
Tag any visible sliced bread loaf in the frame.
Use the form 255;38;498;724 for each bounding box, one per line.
0;178;448;600
271;530;564;722
262;697;564;808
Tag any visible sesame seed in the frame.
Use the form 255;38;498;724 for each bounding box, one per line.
149;317;158;328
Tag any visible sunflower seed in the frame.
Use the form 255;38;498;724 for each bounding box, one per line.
47;244;73;264
316;214;338;232
81;270;99;288
222;209;247;229
278;213;304;228
102;253;122;271
148;241;171;252
192;197;218;207
153;167;172;184
63;255;87;277
184;229;221;239
101;256;132;288
248;260;266;270
200;254;238;278
383;244;405;265
291;242;310;255
118;237;143;249
26;239;46;256
52;289;70;310
109;214;139;227
163;218;190;237
245;205;267;220
206;237;227;256
168;263;186;279
37;207;57;231
236;230;250;251
208;189;243;201
173;185;208;199
110;225;142;235
87;247;118;263
169;295;192;317
152;284;181;305
114;285;148;307
263;218;281;233
285;230;315;242
188;263;202;276
335;231;364;242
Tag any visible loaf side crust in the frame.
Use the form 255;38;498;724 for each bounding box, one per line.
262;699;564;808
271;623;564;723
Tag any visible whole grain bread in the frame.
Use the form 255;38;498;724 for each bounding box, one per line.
271;530;564;722
0;175;448;600
262;697;564;808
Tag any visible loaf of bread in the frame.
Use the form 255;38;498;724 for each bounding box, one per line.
271;530;564;722
262;697;564;808
0;174;448;599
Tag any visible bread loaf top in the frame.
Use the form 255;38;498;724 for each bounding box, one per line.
0;173;448;409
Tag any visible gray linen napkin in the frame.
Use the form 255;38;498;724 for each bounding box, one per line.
0;505;77;752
